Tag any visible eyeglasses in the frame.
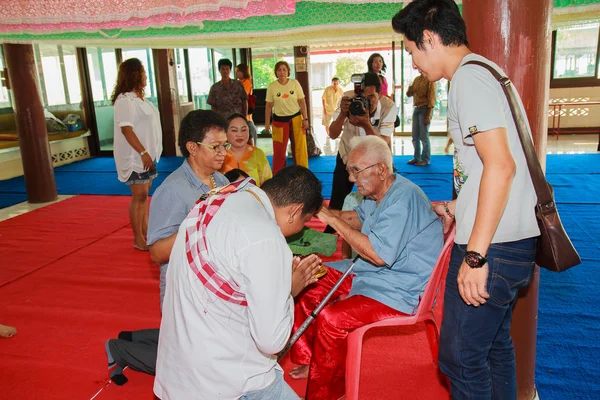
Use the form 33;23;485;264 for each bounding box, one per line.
197;142;232;153
346;163;379;178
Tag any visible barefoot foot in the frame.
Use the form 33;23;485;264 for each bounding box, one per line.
0;324;17;338
289;364;309;379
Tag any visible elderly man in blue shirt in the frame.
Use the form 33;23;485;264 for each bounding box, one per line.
289;136;443;400
104;110;230;385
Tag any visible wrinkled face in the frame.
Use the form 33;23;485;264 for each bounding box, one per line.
403;37;444;82
346;148;382;198
193;128;228;171
276;65;289;80
371;56;384;73
363;86;379;115
219;65;231;79
227;117;250;150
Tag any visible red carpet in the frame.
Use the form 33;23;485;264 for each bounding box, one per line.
0;195;133;287
0;195;449;399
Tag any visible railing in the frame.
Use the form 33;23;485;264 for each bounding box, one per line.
548;101;600;140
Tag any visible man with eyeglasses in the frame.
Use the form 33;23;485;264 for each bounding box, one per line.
104;110;230;385
324;72;397;234
289;136;443;400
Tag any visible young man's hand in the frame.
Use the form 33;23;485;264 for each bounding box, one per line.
457;261;490;306
291;254;322;297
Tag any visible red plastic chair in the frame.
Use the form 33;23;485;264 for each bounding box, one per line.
344;224;456;400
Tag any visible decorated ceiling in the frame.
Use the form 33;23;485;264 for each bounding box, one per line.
0;0;598;47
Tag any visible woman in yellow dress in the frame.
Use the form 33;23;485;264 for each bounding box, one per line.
220;113;272;186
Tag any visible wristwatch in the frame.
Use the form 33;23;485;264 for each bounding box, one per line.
465;251;487;268
140;150;148;156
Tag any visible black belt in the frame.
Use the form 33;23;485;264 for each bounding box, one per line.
273;110;302;122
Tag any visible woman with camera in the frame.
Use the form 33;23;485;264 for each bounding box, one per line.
264;60;309;174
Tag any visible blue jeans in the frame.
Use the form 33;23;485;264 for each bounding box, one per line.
412;106;430;163
240;370;299;400
439;238;536;400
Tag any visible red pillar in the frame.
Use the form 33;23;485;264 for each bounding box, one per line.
3;44;57;203
462;1;553;399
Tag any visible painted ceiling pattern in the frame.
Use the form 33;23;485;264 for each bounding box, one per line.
0;0;597;46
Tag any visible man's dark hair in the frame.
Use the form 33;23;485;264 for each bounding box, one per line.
367;53;387;74
392;0;469;50
363;72;381;94
226;113;248;126
332;77;340;82
217;58;233;70
261;166;323;216
178;110;228;157
224;168;249;182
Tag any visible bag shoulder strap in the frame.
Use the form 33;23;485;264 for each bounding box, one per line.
463;60;553;208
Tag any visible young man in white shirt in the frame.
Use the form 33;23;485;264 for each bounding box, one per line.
154;166;324;400
393;1;540;399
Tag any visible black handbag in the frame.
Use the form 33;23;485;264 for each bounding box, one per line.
464;60;581;272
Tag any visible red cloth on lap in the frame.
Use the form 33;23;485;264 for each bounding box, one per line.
291;267;404;400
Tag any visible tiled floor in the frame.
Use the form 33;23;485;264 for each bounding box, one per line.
0;195;73;222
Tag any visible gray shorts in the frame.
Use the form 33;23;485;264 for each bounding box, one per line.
126;166;158;185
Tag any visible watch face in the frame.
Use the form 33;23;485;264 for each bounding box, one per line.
465;252;482;268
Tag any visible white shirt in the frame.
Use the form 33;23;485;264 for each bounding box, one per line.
334;92;397;163
154;187;294;400
448;53;539;244
113;92;163;182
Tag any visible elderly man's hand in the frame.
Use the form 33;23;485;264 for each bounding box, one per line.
291;255;322;297
316;207;333;226
432;202;455;234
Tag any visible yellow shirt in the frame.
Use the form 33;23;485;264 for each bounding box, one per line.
266;79;304;117
407;75;436;108
322;86;343;114
220;146;273;187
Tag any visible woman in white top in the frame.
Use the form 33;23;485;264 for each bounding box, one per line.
112;58;162;251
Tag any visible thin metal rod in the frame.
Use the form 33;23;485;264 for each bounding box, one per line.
277;255;360;361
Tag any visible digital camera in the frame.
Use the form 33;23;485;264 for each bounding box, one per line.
349;73;370;116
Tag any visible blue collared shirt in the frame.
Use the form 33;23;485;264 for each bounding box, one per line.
147;159;229;256
326;174;443;314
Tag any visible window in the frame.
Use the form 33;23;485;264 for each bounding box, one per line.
63;46;82;105
0;47;11;109
251;47;295;89
87;47;118;103
174;48;190;103
554;23;599;79
121;48;157;106
551;23;600;87
397;47;448;133
188;47;214;110
33;44;83;108
35;45;65;106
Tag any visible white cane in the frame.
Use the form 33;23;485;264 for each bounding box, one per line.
277;255;360;361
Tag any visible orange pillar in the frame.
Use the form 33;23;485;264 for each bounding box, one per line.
462;1;553;399
4;44;57;203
